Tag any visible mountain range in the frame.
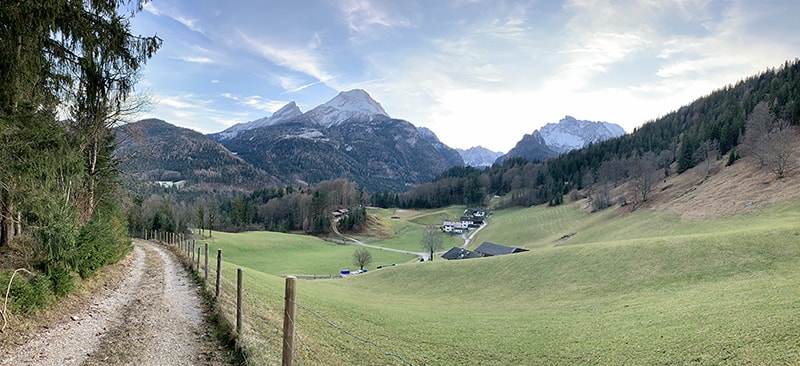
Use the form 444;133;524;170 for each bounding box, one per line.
496;116;626;163
117;89;625;192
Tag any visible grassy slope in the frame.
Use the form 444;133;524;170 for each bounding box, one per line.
203;231;416;277
297;201;800;365
351;207;465;252
211;198;800;365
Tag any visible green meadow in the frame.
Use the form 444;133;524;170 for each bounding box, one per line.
202;231;416;277
204;200;800;365
350;207;466;252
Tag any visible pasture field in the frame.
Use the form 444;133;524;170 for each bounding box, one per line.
349;207;465;252
207;200;800;365
203;231;416;277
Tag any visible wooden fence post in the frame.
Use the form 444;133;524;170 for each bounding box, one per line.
196;247;200;271
237;268;243;336
215;249;222;298
204;243;209;283
283;276;297;366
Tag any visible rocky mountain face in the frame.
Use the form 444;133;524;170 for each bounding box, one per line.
456;146;504;168
115;119;279;191
208;102;303;141
209;89;464;192
497;116;625;164
496;130;557;164
539;116;626;154
418;127;465;167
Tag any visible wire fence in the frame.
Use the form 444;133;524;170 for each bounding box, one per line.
137;233;415;365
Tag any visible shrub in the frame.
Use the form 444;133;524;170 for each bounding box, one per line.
2;271;52;314
75;214;131;279
45;262;74;297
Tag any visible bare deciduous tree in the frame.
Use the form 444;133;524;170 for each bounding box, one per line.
766;119;795;178
698;139;719;178
628;152;657;209
352;248;372;271
420;224;443;261
743;101;796;178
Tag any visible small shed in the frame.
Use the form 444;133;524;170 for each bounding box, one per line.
474;242;528;257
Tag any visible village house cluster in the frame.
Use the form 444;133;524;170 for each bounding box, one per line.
441;208;487;234
440;208;529;260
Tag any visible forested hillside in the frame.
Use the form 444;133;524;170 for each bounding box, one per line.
116;118;280;190
0;1;159;313
394;59;800;209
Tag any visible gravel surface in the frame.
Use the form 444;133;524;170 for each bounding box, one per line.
1;241;231;366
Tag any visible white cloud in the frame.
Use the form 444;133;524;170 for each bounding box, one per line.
337;0;410;32
144;93;260;132
220;92;287;113
237;32;334;86
241;96;283;112
172;14;203;34
142;2;159;15
180;56;214;64
274;74;327;94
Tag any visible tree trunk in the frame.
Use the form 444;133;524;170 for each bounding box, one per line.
15;211;21;236
0;189;14;247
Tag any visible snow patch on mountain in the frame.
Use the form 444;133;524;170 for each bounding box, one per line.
285;128;326;141
540;116;626;154
306;89;389;127
213;102;303;140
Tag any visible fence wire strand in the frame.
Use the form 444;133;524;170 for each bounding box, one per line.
292;299;414;366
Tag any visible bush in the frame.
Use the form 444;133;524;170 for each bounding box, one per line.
75;214;131;279
45;262;74;297
1;271;52;314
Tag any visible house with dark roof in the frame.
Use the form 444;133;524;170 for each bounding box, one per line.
461;215;484;228
441;247;484;260
474;242;528;257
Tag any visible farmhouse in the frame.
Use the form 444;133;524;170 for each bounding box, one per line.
441;247;483;260
460;215;484;228
442;221;467;234
474;242;528;257
466;207;488;217
154;180;186;189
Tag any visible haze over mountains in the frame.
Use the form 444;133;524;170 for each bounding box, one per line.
118;89;625;192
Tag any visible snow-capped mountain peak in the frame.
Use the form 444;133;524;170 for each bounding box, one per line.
456;146;504;168
270;101;303;123
212;101;303;140
306;89;389;127
539;115;626;154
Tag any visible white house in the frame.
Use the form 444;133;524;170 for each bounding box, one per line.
442;221;466;234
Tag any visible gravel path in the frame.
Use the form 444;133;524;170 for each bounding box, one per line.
1;241;231;366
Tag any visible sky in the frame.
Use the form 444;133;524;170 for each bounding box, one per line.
128;0;800;153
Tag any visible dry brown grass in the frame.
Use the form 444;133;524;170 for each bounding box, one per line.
637;139;800;219
360;215;394;239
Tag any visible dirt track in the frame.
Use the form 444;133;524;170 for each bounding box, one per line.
1;241;231;366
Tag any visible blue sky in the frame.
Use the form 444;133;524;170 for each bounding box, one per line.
130;0;800;153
